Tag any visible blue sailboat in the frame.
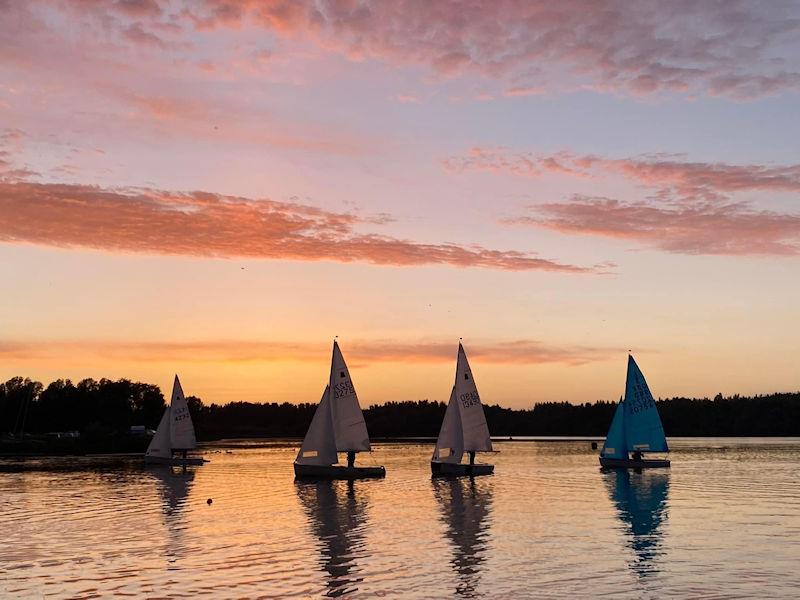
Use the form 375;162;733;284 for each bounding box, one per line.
599;355;670;469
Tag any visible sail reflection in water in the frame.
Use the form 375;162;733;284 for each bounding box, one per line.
296;480;369;598
605;469;670;577
149;466;195;564
433;477;493;598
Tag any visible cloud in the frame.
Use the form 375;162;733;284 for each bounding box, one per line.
523;195;800;256
0;180;596;272
446;146;800;256
0;338;619;366
180;0;800;99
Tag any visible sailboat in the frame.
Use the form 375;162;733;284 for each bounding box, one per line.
599;355;670;469
145;375;206;466
294;340;386;480
431;342;494;477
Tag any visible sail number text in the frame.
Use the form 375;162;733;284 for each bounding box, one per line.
334;381;356;399
460;391;481;408
626;382;654;415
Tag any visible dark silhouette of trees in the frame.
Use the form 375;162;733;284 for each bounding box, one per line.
2;375;799;451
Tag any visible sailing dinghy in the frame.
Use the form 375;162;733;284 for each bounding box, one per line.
431;343;494;477
599;355;670;469
294;340;385;480
145;375;206;466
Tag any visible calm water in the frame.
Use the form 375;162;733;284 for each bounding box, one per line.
2;439;800;599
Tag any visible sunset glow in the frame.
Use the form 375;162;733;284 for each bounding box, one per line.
1;1;798;406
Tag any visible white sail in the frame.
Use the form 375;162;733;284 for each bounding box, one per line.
169;375;196;450
329;341;371;452
296;386;339;465
146;407;171;458
454;343;492;453
432;387;464;463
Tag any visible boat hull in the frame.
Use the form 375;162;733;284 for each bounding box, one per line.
599;456;670;469
293;463;386;480
430;461;494;477
145;455;207;467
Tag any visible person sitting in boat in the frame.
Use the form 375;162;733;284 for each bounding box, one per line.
632;450;643;462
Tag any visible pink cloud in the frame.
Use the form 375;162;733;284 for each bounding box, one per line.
447;146;800;256
0;180;597;272
526;195;800;256
179;0;800;99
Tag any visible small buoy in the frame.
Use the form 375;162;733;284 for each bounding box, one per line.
207;498;213;505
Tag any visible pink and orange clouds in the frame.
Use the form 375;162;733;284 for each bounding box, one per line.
0;180;596;272
445;147;800;256
6;1;800;99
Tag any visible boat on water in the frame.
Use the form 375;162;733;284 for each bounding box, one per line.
145;375;207;467
431;342;494;477
294;340;386;480
599;355;670;469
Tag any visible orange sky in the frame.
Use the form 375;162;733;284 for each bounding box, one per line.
1;2;798;407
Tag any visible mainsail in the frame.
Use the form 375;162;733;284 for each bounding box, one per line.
169;375;196;450
329;341;370;452
454;344;492;453
296;386;339;465
623;356;668;453
433;343;492;463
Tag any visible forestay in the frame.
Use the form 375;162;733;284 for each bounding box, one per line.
329;341;371;452
432;387;464;463
623;355;668;453
296;386;339;465
169;375;196;450
454;343;492;453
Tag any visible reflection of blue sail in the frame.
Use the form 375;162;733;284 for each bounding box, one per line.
296;481;368;598
433;477;493;598
606;469;670;577
624;356;668;453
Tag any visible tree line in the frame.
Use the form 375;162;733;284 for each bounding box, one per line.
2;377;799;446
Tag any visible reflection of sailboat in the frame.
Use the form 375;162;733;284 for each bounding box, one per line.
605;469;670;578
296;480;369;598
150;466;195;564
152;467;195;517
433;477;493;598
295;340;385;479
431;343;494;477
600;355;670;468
146;375;206;466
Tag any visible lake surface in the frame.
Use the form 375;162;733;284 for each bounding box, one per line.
2;439;800;599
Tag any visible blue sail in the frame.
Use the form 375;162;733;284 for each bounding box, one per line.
601;399;627;459
623;355;668;453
